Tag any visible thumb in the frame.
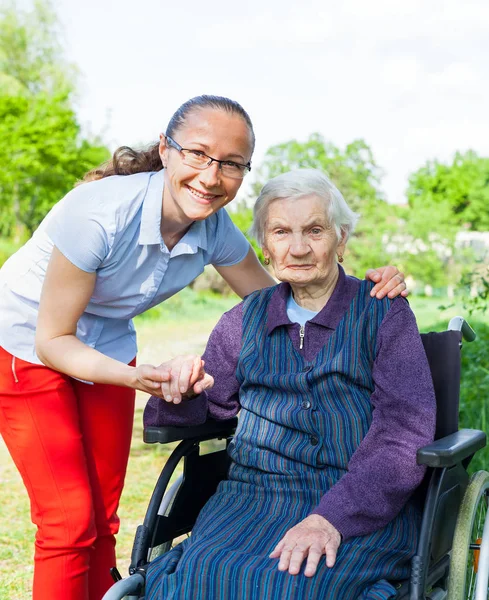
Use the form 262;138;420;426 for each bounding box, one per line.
193;374;214;394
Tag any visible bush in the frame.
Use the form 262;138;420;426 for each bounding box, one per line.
459;320;489;473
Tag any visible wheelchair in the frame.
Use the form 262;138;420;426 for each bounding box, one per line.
104;317;488;600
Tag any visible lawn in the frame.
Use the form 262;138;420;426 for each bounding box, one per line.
0;293;487;598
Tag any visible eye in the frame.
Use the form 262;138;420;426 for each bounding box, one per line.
310;227;322;235
222;161;240;169
189;150;206;158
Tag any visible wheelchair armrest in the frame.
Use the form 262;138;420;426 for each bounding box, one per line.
417;428;486;468
144;417;238;444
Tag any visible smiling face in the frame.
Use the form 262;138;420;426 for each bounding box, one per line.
160;107;253;224
262;194;346;290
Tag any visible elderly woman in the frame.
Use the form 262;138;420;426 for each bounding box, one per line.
143;169;436;600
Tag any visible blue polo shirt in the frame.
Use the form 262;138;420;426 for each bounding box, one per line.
0;170;250;365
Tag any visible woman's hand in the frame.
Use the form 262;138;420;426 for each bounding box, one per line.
155;355;214;403
365;265;407;299
269;514;341;577
129;364;177;396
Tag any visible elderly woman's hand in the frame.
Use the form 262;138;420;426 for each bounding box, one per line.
155;355;214;403
366;265;407;299
269;514;341;577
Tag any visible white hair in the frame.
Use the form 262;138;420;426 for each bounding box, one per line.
250;168;360;245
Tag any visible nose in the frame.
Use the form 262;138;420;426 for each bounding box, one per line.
289;233;310;256
199;160;221;189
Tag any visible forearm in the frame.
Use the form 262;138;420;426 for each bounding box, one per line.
311;439;427;540
36;334;136;387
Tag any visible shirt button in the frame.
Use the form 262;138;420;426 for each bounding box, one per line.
310;435;319;446
301;400;311;409
301;366;311;372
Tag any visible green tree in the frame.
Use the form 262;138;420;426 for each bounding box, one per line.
407;151;489;231
0;1;109;240
0;0;73;96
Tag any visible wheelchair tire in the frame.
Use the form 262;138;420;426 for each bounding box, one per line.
447;470;489;600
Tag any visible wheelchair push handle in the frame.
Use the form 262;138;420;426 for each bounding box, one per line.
448;316;476;343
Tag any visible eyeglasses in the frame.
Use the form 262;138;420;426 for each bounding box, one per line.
165;135;251;180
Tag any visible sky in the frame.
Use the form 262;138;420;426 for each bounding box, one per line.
52;0;489;204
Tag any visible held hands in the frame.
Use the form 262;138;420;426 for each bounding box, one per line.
156;355;214;403
269;514;341;578
365;265;407;299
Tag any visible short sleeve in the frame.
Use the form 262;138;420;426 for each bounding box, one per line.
209;209;251;267
44;185;112;273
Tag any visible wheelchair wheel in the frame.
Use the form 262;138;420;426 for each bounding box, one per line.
447;470;489;600
148;475;186;561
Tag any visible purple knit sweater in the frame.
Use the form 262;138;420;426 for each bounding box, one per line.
144;267;436;540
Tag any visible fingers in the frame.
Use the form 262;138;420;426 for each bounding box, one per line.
324;540;338;569
171;356;201;400
152;356;204;403
367;266;406;299
304;545;324;577
269;516;341;577
193;373;214;395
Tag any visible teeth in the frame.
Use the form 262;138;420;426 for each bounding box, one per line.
188;186;218;200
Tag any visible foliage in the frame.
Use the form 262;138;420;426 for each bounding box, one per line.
229;201;264;261
456;264;489;317
388;199;461;290
0;92;109;236
0;1;109;238
459;321;489;473
407;151;489;231
250;134;384;212
0;0;74;96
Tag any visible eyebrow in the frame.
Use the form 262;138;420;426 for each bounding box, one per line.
268;217;328;229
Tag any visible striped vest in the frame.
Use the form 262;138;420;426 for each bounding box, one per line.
228;281;392;490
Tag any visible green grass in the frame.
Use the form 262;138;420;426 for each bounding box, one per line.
0;295;488;598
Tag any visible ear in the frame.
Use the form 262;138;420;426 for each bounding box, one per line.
159;133;169;168
262;246;270;260
337;229;348;255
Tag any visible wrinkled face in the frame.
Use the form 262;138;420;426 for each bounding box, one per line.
160;107;253;222
262;195;346;288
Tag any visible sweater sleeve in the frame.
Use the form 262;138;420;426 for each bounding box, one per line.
310;298;436;540
143;303;243;428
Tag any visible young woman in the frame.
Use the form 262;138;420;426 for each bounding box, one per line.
0;95;406;600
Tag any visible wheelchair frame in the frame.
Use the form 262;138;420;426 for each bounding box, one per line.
103;319;488;600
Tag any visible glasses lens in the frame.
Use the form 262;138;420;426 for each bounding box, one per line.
181;150;209;169
221;163;249;179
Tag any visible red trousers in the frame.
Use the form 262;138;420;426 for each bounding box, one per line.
0;346;136;600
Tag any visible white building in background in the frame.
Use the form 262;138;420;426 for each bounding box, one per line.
456;231;489;260
383;230;489;297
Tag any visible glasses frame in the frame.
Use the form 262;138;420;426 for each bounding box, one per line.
165;135;251;178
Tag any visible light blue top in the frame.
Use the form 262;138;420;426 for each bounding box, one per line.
286;292;319;326
0;170;250;366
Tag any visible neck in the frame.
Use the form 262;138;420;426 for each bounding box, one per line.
290;266;339;312
160;186;194;251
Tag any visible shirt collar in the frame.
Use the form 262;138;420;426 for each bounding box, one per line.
139;170;165;246
266;265;358;334
138;170;208;255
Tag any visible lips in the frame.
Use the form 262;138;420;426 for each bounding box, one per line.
186;184;221;203
287;264;314;269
